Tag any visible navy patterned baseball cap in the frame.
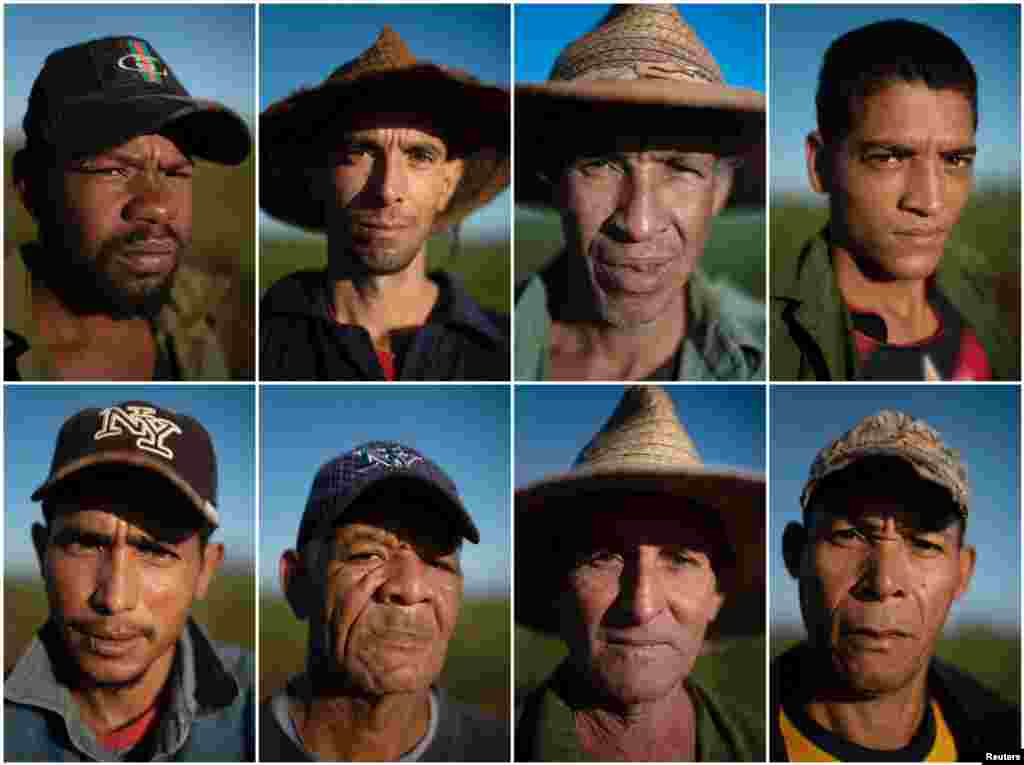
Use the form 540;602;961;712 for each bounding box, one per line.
297;440;480;548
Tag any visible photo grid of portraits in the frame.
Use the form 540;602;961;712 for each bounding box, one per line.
0;2;1020;763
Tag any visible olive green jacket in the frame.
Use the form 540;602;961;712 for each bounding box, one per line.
5;246;230;381
770;230;1019;380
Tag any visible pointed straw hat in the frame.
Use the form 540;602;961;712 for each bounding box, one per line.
516;385;765;635
516;4;765;207
261;26;510;232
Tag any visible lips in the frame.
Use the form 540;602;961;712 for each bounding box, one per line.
841;626;912;650
75;626;147;658
115;240;179;275
593;256;675;295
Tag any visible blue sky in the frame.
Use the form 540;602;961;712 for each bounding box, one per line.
260;4;511;242
516;385;765;487
770;386;1020;631
516;5;765;91
6;386;256;576
261;386;510;597
771;5;1020;193
5;5;255;135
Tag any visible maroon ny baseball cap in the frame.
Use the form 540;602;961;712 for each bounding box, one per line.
23;36;250;165
31;401;219;527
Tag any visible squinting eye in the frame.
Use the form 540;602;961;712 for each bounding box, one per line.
946;153;974;170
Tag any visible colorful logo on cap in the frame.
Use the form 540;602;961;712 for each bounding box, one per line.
94;405;182;460
352;444;424;473
116;39;168;84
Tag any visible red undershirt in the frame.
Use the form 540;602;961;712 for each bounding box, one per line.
97;702;161;752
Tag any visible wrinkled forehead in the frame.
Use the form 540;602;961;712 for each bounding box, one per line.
329;481;463;554
809;489;960;536
564;132;722;162
333;110;453;148
565;491;729;553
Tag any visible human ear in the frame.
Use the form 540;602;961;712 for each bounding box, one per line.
436;159;465;213
782;521;808;579
953;544;976;600
281;549;314;621
710;160;735;215
31;523;50;578
806;131;832;195
194;542;225;600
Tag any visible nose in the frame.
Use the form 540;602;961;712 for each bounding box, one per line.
611;554;665;625
90;544;139;615
366;151;408;206
855;540;910;601
605;172;668;243
377;551;430;606
123;172;178;225
899;158;943;217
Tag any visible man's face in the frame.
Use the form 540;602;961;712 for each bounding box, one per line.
557;499;726;709
797;493;974;696
809;82;976;281
323;113;463;276
301;490;464;695
24;133;193;316
557;144;731;329
34;490;220;690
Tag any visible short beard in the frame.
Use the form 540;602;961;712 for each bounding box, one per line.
30;228;182;320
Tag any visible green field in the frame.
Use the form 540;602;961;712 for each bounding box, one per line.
261;596;511;719
260;235;511;315
515;206;766;301
5;571;256;674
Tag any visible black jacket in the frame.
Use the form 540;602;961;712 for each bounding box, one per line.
770;643;1020;761
260;269;509;381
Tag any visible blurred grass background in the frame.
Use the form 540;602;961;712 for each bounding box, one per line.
5;569;257;673
4;145;257;379
771;189;1022;350
514;207;766;301
771;627;1020;706
261;595;511;720
516;626;766;734
260;234;511;315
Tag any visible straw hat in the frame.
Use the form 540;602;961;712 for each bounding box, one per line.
516;385;765;635
517;5;765;207
261;26;510;232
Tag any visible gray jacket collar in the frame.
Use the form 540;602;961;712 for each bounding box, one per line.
5;619;238;761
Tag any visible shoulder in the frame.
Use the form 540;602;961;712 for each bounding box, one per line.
261;270;327;317
429;688;510;762
5;701;64;762
691;678;766;762
513;274;551;381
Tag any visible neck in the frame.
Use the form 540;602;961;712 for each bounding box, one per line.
292;688;431;761
574;682;697;761
69;647;175;738
329;247;439;352
32;281;156;380
550;288;687;381
805;653;930;751
832;249;936;344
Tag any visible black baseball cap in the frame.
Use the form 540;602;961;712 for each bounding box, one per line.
297;440;480;549
32;401;219;527
23;36;251;165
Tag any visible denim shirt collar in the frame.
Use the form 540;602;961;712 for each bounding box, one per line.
5;619;238;761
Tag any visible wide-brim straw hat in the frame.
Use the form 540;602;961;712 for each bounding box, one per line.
516;385;765;637
517;5;765;208
261;26;510;233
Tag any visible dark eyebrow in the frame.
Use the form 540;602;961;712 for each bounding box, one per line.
52;527;112;547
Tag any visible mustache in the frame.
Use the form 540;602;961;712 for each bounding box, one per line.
106;226;186;254
69;620;156;641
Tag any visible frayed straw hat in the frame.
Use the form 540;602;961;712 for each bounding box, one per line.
516;385;765;635
516;5;765;207
261;26;510;232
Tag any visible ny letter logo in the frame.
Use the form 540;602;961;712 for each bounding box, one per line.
94;405;183;459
